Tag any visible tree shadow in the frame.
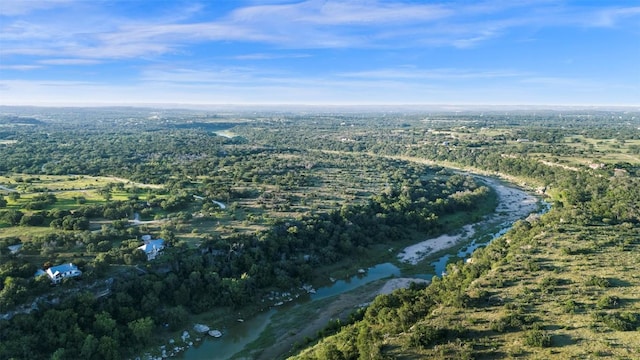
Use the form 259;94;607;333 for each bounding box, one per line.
608;278;632;287
551;333;575;347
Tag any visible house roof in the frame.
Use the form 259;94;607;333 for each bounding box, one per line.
138;239;165;254
34;269;46;277
7;244;22;254
47;263;79;275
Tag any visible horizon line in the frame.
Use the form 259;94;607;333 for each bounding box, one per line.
2;102;639;110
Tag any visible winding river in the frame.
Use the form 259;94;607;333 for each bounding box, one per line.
179;176;547;360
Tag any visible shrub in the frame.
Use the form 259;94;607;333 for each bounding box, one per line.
490;312;535;333
596;295;620;309
409;325;447;348
524;329;551;347
596;312;640;331
562;299;579;314
539;276;559;293
585;276;610;288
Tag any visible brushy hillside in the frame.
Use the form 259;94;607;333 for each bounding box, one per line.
290;172;640;360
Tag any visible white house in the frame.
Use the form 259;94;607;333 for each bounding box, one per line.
45;263;82;283
137;238;165;261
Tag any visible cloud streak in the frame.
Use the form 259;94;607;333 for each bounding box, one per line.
39;59;102;65
1;1;638;106
233;53;311;60
3;0;639;62
340;68;527;80
0;0;74;16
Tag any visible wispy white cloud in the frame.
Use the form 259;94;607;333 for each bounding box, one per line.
452;29;501;48
233;53;311;60
1;20;55;41
0;76;441;105
1;1;638;106
2;68;638;106
340;68;526;80
519;76;600;89
589;6;640;27
230;0;450;25
0;0;75;16
39;59;101;65
0;64;42;71
135;64;535;101
2;0;639;61
140;67;269;84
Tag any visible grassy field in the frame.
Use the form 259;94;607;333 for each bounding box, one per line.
530;136;640;167
0;174;161;204
0;174;149;190
0;225;57;238
0;174;166;239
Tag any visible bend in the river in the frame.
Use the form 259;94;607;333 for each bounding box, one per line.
179;171;548;360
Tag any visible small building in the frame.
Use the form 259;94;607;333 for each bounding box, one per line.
45;263;82;284
138;238;165;261
7;244;22;254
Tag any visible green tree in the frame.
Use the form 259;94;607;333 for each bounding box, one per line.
161;306;189;331
99;187;112;202
93;311;118;339
97;336;119;360
80;334;99;359
128;317;154;347
50;348;66;360
1;210;23;226
318;343;345;360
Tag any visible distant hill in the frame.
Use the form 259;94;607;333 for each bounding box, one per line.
0;116;45;126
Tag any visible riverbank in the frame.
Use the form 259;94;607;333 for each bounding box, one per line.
398;176;540;266
175;175;544;360
245;277;428;360
250;278;432;360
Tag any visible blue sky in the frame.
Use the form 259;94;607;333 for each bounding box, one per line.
1;0;639;106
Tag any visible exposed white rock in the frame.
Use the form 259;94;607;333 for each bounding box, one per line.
193;324;210;333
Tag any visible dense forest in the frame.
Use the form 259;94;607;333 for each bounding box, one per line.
0;106;638;359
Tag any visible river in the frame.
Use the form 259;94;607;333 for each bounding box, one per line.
179;176;547;360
